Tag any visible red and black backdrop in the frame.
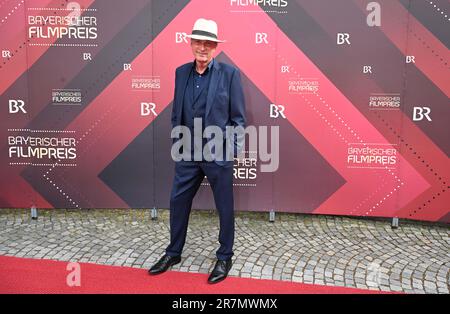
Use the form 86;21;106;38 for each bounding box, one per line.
1;0;448;223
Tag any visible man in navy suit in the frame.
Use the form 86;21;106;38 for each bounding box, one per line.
149;18;246;284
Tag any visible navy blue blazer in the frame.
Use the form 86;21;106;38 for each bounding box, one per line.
171;60;246;166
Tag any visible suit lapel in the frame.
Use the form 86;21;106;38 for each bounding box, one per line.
205;61;221;121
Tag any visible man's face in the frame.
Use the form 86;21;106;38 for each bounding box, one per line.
191;39;218;64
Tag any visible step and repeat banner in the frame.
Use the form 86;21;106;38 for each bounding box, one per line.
1;0;449;222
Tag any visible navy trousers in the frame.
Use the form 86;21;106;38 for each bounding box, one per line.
165;161;234;261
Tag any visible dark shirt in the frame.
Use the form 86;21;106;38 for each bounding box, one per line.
192;59;213;102
181;59;214;160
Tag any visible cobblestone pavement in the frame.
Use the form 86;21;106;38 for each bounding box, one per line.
0;208;448;293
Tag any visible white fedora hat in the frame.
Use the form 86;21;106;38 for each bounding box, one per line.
186;18;225;43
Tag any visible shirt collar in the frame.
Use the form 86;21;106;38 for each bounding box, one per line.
193;58;214;74
207;58;214;70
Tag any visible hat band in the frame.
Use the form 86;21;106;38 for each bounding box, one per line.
191;29;218;39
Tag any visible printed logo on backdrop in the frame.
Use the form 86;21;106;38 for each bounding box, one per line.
8;129;77;167
175;32;189;44
27;2;99;47
229;0;289;14
2;50;12;58
255;32;269;44
131;76;161;92
288;78;319;95
270;104;286;119
201;152;259;188
195;124;280;189
234;151;258;187
8;99;27;114
347;143;397;170
412;107;432;122
234;125;280;186
52;89;83;106
141;102;158;117
369;93;401;111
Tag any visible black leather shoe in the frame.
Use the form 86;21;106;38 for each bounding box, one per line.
148;254;181;275
208;259;232;284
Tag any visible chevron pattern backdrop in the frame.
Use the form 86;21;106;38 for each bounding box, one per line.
0;0;449;222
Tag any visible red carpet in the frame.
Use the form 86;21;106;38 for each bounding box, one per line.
0;255;386;294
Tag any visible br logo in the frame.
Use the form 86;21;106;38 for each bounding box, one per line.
9;100;26;114
256;33;268;44
141;102;158;116
175;32;188;44
281;66;290;73
337;33;351;45
270;104;286;119
413;107;432;122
